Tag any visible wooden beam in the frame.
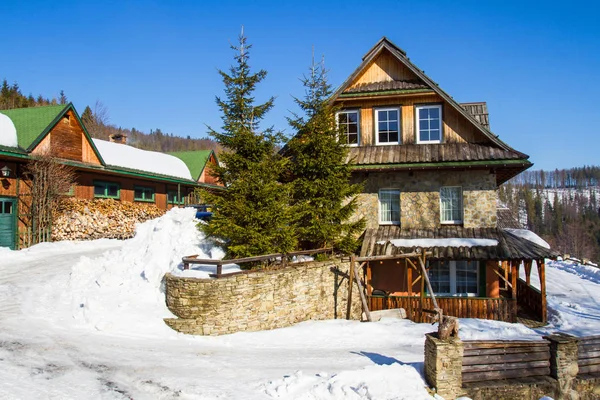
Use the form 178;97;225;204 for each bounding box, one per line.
406;259;413;320
356;252;432;262
538;259;547;323
346;256;355;320
524;260;532;286
366;262;372;296
492;267;512;289
511;261;518;300
417;250;439;311
353;262;372;322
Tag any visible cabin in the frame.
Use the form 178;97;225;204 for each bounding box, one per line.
333;38;557;323
0;103;221;250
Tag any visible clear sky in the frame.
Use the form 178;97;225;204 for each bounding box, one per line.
2;0;599;171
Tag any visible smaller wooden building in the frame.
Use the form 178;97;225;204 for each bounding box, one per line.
0;103;221;249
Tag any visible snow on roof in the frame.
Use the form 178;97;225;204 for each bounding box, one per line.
92;139;193;180
382;238;499;248
504;228;550;249
0;113;18;148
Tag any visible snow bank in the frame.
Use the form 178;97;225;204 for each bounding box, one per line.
263;363;433;399
68;207;232;336
0;113;18;147
92;138;193;180
504;228;550;249
384;238;498;248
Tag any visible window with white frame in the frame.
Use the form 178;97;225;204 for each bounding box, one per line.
416;104;442;143
379;189;400;224
375;107;400;145
337;110;360;145
440;186;462;224
428;260;479;296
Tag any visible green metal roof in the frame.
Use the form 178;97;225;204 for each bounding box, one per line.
168;150;215;181
0;104;69;150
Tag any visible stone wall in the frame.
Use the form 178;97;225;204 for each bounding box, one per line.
52;198;165;241
164;259;363;335
352;169;497;230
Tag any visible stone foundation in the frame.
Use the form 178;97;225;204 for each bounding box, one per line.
164;259;362;335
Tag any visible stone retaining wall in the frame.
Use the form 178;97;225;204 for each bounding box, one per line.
164;259;363;335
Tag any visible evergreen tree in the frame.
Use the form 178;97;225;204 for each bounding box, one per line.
200;31;296;259
59;90;67;105
285;56;364;252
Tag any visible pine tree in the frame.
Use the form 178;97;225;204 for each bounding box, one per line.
285;56;364;252
59;90;67;105
200;31;296;259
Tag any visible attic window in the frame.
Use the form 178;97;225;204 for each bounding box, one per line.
337;110;360;146
375;107;400;145
416;104;442;144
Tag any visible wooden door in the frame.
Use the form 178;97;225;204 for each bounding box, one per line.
0;197;16;250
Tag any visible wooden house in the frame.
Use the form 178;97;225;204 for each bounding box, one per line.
333;38;557;323
0;103;220;250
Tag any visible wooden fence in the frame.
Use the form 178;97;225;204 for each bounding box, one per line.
461;339;551;383
368;295;516;323
517;278;544;322
578;335;600;375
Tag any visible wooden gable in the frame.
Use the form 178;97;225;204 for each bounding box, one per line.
347;49;425;90
31;109;102;166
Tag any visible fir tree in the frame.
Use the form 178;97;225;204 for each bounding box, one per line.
285;56;364;252
200;31;296;259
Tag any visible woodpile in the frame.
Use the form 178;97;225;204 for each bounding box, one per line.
52;198;165;241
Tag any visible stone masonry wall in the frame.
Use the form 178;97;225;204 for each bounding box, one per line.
164;259;362;335
352;169;497;230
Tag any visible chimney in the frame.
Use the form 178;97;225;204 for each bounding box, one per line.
109;132;127;144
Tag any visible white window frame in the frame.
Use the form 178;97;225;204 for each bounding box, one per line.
428;260;479;297
440;186;463;224
336;110;360;147
416;104;443;144
378;189;400;225
375;107;401;145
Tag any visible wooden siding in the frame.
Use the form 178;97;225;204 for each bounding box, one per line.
30;110;102;166
198;153;220;185
337;94;491;146
578;335;600;375
461;340;551;383
0;161;19;197
369;295;516;322
348;50;421;88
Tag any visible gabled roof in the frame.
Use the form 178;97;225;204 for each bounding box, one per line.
332;37;527;158
168;150;217;181
0;104;105;164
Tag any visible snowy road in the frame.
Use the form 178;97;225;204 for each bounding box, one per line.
0;208;599;399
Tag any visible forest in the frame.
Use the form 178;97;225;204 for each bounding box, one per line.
0;79;220;153
500;167;600;261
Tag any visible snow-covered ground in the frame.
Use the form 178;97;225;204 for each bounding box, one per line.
1;208;599;399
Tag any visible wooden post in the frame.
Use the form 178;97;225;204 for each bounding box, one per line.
353;264;372;322
524;260;532;286
366;262;372;296
216;263;222;278
538;259;547;323
407;259;413;320
346;256;355;319
417;251;439;311
511;261;518;299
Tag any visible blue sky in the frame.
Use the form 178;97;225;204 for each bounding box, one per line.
2;0;599;170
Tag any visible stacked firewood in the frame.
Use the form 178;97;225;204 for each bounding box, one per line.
52;198;165;241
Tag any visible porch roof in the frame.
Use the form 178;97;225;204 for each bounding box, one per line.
360;226;559;261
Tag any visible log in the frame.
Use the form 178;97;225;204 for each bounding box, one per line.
579;364;600;374
462;367;550;383
462;351;550;366
462;360;549;374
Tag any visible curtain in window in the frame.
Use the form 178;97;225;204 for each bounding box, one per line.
440;187;462;223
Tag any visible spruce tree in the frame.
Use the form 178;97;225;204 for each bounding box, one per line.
285;57;364;252
200;32;296;259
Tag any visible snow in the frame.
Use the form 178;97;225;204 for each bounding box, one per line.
92;138;193;180
504;228;551;249
0;113;18;147
1;208;600;398
384;238;498;248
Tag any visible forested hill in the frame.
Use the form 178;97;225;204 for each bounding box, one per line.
0;79;220;153
500;167;600;261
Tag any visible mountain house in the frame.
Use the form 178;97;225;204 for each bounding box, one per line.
335;37;557;323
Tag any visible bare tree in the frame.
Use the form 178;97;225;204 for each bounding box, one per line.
22;154;75;245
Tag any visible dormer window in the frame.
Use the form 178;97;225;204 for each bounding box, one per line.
416;104;442;144
375;107;400;145
337;110;360;146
